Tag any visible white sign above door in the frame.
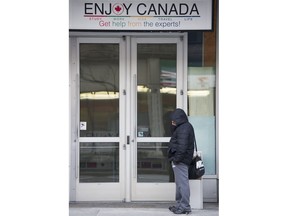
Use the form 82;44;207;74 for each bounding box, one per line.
70;0;213;30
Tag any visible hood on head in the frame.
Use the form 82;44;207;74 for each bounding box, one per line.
170;108;188;126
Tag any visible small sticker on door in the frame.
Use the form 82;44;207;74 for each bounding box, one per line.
80;122;87;130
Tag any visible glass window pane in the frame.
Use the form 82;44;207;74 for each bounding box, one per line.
137;142;174;182
137;44;176;137
187;67;216;175
80;43;119;137
79;142;119;182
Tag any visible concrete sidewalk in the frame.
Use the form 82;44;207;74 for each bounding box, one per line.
69;202;218;216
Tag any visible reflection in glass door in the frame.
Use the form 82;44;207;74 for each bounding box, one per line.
136;43;176;183
131;37;186;200
80;43;120;183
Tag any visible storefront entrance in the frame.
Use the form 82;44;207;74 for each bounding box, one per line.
69;33;187;201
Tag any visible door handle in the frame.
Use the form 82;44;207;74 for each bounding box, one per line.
133;73;137;178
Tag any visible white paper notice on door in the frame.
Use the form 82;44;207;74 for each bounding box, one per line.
80;122;87;130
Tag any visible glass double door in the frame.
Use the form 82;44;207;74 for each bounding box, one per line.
75;34;186;201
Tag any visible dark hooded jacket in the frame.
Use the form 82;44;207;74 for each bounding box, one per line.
168;108;195;166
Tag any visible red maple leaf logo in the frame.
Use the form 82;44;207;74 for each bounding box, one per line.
115;5;122;12
113;4;123;15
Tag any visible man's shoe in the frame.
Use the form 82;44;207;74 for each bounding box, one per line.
173;208;191;215
169;206;177;212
